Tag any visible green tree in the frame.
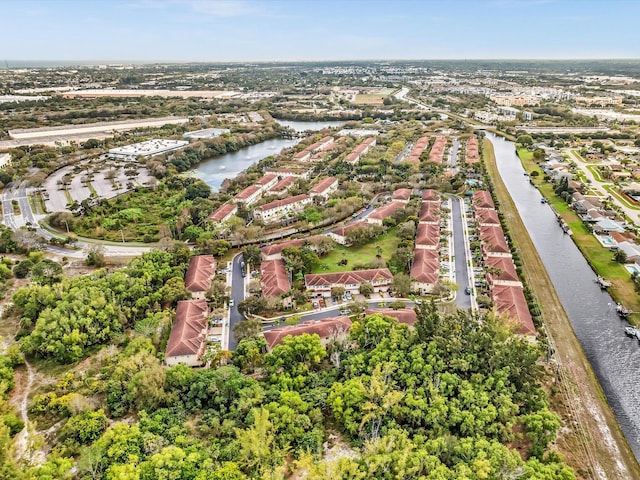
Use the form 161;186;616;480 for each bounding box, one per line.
516;134;534;147
233;318;263;342
359;281;374;298
392;272;412;297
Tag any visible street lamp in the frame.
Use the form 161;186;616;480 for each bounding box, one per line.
119;229;125;243
63;220;69;234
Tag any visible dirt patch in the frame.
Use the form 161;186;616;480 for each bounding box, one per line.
484;139;640;480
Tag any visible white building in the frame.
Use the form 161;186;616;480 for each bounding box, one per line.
0;153;12;169
108;139;189;161
254;194;312;224
309;177;339;200
183;128;230;139
233;185;262;205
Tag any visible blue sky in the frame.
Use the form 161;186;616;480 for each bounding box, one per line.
2;0;639;62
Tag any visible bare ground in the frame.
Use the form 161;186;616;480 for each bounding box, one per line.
484;139;640;480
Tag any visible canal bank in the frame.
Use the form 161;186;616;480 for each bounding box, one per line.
485;134;640;479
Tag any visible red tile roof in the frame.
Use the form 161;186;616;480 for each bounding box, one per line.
256;194;310;213
310;177;338;195
490;285;536;336
235;184;261;200
166;299;209;358
263;316;352;350
479;224;510;254
207;203;237;222
260;259;291;297
392;188;412;201
368;201;404;221
410;248;440;284
486;256;519;283
365;308;418;326
476;208;500;225
473;190;494;209
330;220;367;238
419;202;440;223
256;173;277;186
261;235;325;258
422;189;440;202
305;268;394;288
184;255;216;292
416;223;440;246
270;176;296;192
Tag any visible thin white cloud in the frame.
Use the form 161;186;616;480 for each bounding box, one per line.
129;0;270;17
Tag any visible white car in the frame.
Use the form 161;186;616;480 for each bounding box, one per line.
229;299;235;308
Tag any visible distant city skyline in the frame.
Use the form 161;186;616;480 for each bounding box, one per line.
2;0;639;63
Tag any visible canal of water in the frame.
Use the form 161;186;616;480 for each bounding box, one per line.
488;132;640;460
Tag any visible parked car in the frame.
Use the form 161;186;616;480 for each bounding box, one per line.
339;309;350;315
465;286;472;295
229;299;235;307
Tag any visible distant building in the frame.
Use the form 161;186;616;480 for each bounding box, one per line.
183;128;230;139
108;139;189;161
366;201;405;225
254;194;312;224
0;153;11;169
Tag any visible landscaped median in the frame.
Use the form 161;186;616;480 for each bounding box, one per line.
516;147;640;321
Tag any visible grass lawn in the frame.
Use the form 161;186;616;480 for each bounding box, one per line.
570;149;587;163
585;164;606;182
603;184;640;210
314;227;400;273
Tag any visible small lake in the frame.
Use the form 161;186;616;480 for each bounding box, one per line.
192;120;345;190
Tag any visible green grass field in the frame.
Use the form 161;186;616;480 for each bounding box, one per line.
314;227;400;273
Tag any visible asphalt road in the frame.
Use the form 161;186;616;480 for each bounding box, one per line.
449;137;460;167
449;196;473;310
228;253;247;350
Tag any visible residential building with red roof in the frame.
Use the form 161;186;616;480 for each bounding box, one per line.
392;188;412;203
255;173;278;191
165;299;209;367
366;201;405;225
419;201;440;224
262;316;352;351
260;235;325;260
428;136;447;164
485;256;522;287
410;248;440;294
233;184;262;205
293;150;311;162
465;136;479;163
344;137;376;164
268;167;311;179
269;176;297;195
305;268;394;297
472;190;495;209
405;135;429;164
422;189;440;203
490;285;536;336
254;194;312;224
207;203;237;224
260;259;291;298
327;220;367;245
415;223;440;249
476;208;500;226
479;224;511;257
309;177;339;199
184;255;217;299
